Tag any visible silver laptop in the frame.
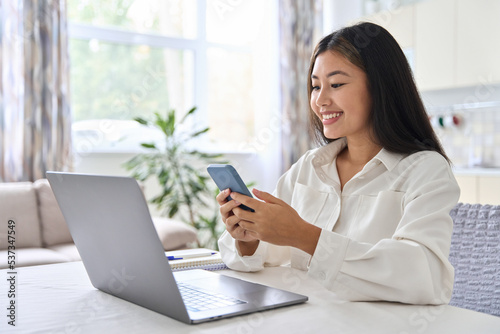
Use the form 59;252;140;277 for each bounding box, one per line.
46;172;307;324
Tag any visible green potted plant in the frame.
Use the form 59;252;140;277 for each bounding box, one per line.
123;107;226;248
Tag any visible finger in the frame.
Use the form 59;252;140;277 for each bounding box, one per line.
216;188;231;205
226;218;255;240
232;206;255;221
238;220;257;234
242;228;259;240
220;198;244;218
224;215;241;230
229;191;261;211
251;188;284;205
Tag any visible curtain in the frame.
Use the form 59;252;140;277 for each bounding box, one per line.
0;0;72;182
279;0;323;173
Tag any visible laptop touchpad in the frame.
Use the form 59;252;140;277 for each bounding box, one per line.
185;274;267;296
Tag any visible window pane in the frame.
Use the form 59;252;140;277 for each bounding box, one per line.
207;48;254;148
70;38;194;151
68;0;197;39
206;0;267;46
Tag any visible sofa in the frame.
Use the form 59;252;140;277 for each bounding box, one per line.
448;203;500;317
0;179;198;269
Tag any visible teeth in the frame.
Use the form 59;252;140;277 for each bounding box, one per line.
323;113;342;120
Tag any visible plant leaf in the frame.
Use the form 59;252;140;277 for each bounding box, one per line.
153;112;167;135
167;203;179;218
140;142;156;149
179;106;197;124
165;109;176;136
190;127;210;138
190;150;226;161
133;117;148;126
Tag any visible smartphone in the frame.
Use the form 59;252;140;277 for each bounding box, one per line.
207;164;254;212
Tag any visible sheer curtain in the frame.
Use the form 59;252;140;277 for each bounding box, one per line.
279;0;323;173
0;0;72;182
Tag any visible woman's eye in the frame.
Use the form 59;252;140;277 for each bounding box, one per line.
331;83;344;88
311;85;320;91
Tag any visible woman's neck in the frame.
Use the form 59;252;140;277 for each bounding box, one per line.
341;137;382;166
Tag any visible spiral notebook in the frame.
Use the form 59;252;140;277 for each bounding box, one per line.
166;248;228;271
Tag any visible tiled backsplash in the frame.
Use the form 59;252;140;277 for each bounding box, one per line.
429;106;500;168
422;84;500;169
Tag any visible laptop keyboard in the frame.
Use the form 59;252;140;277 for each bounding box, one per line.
178;282;247;312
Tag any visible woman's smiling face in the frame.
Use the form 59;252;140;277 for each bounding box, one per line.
310;51;373;141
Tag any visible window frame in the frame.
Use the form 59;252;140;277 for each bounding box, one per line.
68;0;259;154
68;0;282;195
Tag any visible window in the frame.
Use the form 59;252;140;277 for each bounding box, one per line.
68;0;278;153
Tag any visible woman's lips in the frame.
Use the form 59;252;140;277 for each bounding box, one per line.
321;112;343;125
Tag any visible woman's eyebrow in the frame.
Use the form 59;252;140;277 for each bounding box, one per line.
311;70;350;79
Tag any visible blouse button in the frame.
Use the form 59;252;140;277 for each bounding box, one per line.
318;272;327;280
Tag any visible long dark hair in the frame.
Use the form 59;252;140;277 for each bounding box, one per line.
307;22;449;162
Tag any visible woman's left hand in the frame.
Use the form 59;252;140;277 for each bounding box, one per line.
229;189;321;254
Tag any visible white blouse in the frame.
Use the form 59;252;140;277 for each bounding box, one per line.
218;138;461;305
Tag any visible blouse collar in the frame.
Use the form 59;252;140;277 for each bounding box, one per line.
313;137;405;172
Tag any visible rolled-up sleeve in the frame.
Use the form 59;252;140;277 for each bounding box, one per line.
218;231;290;272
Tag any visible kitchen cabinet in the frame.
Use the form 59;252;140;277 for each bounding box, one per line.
455;0;500;87
477;176;500;205
360;4;415;50
355;0;500;91
454;175;478;204
455;172;500;205
414;0;455;91
415;0;500;91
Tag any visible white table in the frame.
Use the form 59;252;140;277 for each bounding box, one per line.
1;261;500;333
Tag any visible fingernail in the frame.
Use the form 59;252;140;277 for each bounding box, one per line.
224;189;229;194
234;200;241;205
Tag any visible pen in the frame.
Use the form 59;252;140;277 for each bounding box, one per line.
167;252;216;261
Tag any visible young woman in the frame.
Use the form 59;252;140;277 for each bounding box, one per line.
216;22;460;305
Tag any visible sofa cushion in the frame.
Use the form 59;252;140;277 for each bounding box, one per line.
34;179;73;246
0;182;42;250
47;243;81;261
0;248;72;269
152;217;198;250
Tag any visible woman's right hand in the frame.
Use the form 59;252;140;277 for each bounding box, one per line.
216;188;260;245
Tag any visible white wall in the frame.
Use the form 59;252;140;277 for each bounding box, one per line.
323;0;364;33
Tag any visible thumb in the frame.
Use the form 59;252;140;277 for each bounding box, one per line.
252;188;281;204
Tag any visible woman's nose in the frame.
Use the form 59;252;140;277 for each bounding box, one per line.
315;89;331;107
